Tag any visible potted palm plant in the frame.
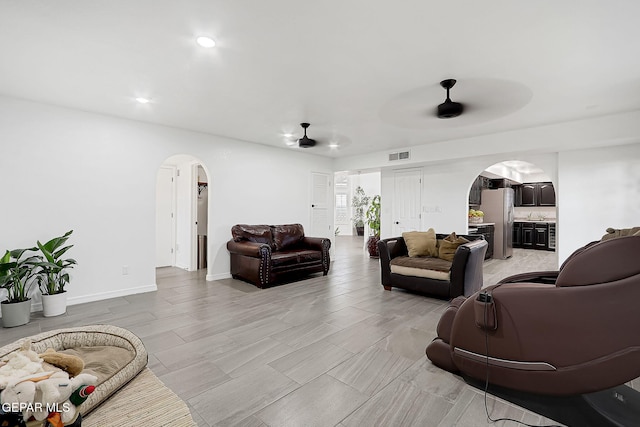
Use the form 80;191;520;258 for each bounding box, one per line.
366;195;381;257
36;230;76;317
0;247;41;327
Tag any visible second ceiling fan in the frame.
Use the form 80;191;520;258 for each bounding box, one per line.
437;79;464;119
298;122;317;148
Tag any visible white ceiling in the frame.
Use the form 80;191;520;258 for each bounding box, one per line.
2;1;640;158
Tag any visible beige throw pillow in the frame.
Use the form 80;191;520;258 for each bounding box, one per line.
402;228;438;257
438;232;470;262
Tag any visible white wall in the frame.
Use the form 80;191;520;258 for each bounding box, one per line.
0;96;332;308
351;172;381;200
557;142;640;262
335;110;640;173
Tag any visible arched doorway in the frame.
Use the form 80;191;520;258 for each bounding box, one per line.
155;155;210;273
468;160;558;273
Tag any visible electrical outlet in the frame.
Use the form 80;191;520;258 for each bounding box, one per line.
122;266;129;275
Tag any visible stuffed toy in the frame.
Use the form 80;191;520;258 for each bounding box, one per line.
0;342;44;389
38;350;84;379
61;375;97;426
32;372;97;426
0;380;36;421
0;343;97;427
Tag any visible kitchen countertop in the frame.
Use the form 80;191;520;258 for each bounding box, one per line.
514;219;556;223
468;222;495;226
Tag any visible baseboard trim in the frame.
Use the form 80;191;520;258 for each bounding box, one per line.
206;272;231;281
68;284;158;306
67;283;158;305
0;284;158;318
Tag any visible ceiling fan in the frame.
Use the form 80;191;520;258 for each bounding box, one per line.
288;122;344;149
437;79;464;119
297;122;317;148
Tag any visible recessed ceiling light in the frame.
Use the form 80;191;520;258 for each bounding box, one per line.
329;142;339;148
283;133;294;138
196;36;216;48
135;97;151;104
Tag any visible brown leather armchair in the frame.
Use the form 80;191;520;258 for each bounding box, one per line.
227;224;330;288
426;235;640;396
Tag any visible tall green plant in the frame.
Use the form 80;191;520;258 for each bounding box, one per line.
0;248;41;303
366;195;381;237
36;230;76;295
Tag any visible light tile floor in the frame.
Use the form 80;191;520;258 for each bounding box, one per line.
2;237;636;426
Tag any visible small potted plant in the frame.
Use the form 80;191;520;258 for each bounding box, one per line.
351;186;370;236
36;230;76;317
0;247;41;327
366;195;381;257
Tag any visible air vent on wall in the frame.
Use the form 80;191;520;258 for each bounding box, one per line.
388;151;410;161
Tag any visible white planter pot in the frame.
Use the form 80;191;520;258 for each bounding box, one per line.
1;299;32;327
42;291;67;317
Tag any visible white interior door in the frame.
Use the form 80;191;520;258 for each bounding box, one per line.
310;172;331;238
392;169;422;235
156;166;176;267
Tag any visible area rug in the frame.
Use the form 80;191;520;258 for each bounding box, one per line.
83;368;196;427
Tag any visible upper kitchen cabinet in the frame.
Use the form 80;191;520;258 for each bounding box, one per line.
514;182;555;207
469;176;488;206
538;182;556;206
517;184;537;207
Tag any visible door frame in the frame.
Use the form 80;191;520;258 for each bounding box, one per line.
189;163;199;271
156;165;177;267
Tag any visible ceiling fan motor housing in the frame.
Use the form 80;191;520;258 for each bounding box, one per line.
438;100;464;118
437;79;463;118
299;136;316;148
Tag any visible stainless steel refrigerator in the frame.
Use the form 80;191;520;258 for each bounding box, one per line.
480;188;514;259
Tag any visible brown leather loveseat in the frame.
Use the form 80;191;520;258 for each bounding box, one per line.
227;223;331;288
426;234;640;396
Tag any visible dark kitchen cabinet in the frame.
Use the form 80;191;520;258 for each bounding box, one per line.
534;223;548;249
516;221;551;251
469;176;488;206
488;178;518;189
538;182;556;206
475;224;494;259
513;222;523;248
514;182;556;207
519;184;537;207
521;223;535;247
